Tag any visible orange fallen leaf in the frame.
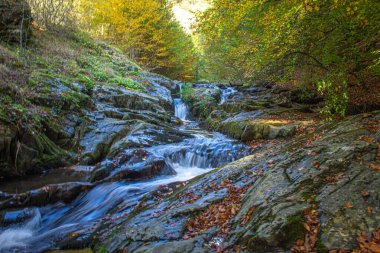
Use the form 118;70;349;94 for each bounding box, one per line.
369;163;380;170
361;191;370;198
344;202;354;208
359;136;375;142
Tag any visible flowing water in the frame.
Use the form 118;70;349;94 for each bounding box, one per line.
220;87;237;104
0;84;250;253
174;98;189;121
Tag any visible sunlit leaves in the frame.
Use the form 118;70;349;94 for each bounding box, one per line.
195;0;380;116
77;0;196;80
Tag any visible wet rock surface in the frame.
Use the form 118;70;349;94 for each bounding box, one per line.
96;112;380;253
184;83;316;142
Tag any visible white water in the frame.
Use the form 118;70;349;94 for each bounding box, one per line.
220;87;237;104
0;157;214;253
174;98;189;121
0;83;250;253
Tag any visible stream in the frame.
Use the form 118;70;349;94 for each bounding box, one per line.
0;84;250;253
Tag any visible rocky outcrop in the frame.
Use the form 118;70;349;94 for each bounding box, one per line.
0;123;73;178
183;82;315;141
0;0;31;44
96;112;380;252
219;112;302;141
0;182;93;209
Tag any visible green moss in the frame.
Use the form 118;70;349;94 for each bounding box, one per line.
94;245;108;253
110;77;146;92
126;70;141;76
93;71;111;82
181;83;194;100
72;75;95;90
282;212;307;246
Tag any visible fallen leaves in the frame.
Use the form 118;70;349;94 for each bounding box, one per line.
369;163;380;171
357;228;380;253
344;202;354;209
291;205;320;253
241;206;256;226
184;180;250;240
359;136;375;143
325;172;344;185
361;191;370;198
330;228;380;253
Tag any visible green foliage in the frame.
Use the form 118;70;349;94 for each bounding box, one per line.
195;0;380;115
180;83;195;103
93;71;110;82
78;0;197;81
317;80;349;119
110;77;146;92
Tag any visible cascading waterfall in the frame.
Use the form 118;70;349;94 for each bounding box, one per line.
174;98;189;121
174;83;189;121
151;134;250;169
220;87;237;104
0;82;251;253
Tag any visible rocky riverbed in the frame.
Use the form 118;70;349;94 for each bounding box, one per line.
0;18;379;253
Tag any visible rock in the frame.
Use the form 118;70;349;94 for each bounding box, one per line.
94;85;167;113
107;122;191;157
220;116;300;141
0;0;31;44
79;118;133;165
96;112;380;252
230;113;380;251
143;73;179;92
1;208;37;226
0;123;73;178
90;149;176;182
0;182;93;209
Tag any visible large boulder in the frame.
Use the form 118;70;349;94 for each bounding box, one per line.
0;0;31;44
219;112;302;141
0;122;73;178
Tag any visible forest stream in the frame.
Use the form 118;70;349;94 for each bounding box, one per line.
0;85;251;252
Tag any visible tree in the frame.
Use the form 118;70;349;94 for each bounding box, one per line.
77;0;196;80
195;0;380;115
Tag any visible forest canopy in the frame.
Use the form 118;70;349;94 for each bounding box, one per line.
195;0;380;115
24;0;380;116
28;0;197;80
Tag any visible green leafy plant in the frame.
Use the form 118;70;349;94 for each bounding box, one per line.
317;80;349;120
181;83;195;103
93;71;110;82
110;77;146;92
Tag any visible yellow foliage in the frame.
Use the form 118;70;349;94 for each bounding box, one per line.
76;0;196;80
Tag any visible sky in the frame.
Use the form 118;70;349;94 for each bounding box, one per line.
172;0;209;33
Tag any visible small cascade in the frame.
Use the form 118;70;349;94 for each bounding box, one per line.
220;87;237;104
0;209;41;251
174;83;190;121
174;98;189;121
150;133;251;169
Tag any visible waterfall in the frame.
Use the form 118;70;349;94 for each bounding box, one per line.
174;98;189;121
0;209;41;251
220;87;237;104
174;83;189;121
150;133;251;170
